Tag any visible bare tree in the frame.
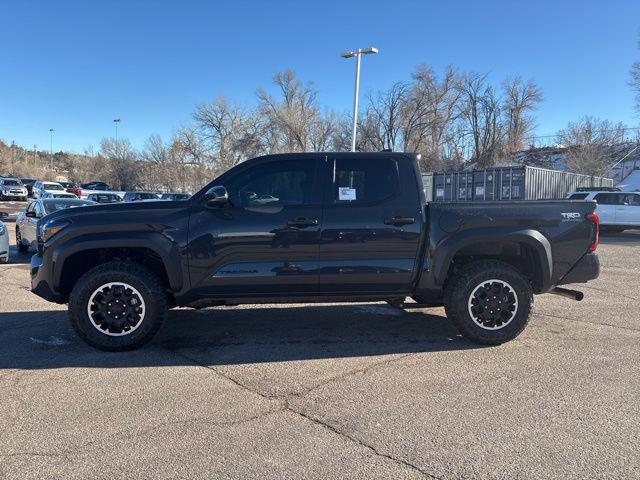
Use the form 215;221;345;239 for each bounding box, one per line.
556;116;627;176
257;70;336;152
502;76;542;154
193;97;247;170
404;66;464;170
99;138;140;190
631;34;640;114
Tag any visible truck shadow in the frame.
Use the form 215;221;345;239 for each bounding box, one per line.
0;304;484;370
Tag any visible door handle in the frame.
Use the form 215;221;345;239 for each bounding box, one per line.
287;217;319;228
384;216;415;226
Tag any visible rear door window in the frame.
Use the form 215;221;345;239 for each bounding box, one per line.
594;193;619;205
332;158;399;205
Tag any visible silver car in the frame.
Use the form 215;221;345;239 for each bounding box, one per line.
15;198;95;252
0;220;9;263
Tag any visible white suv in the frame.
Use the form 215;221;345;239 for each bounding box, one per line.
32;181;66;199
567;190;640;232
0;178;28;201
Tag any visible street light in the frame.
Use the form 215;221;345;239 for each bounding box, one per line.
49;129;55;171
114;118;121;142
341;47;378;152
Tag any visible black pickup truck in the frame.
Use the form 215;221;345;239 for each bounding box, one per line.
30;152;600;351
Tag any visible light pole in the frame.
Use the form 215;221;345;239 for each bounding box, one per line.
341;47;378;152
49;129;55;171
114;118;121;142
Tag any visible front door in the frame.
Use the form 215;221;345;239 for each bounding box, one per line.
187;156;322;298
318;155;424;294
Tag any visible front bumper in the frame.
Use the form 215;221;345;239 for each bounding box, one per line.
557;252;600;285
30;253;63;303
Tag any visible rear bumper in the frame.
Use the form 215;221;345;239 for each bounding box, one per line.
557;253;600;285
30;253;63;303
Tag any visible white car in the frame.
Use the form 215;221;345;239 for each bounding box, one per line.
32;181;66;199
0;178;28;201
567;189;640;232
0;220;9;263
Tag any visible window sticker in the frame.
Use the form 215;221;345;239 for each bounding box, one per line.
338;187;356;201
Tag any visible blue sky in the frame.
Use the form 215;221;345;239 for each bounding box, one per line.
1;0;639;153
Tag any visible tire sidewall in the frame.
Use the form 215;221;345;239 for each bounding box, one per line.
70;268;163;350
449;263;533;344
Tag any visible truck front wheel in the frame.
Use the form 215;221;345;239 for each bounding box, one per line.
68;261;167;351
444;260;533;345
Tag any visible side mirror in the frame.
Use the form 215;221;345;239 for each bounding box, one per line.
26;211;37;218
204;186;229;208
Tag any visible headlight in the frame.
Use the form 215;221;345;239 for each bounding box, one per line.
38;219;71;243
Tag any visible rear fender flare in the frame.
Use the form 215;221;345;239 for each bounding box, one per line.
434;228;553;292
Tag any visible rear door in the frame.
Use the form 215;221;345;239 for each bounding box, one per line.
318;155;424;294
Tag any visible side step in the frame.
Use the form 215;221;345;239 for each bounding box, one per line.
386;299;439;309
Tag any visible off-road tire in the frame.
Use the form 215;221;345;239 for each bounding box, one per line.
444;260;533;345
68;261;167;351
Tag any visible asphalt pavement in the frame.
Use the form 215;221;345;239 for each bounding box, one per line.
1;209;638;479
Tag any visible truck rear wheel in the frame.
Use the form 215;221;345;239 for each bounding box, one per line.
68;261;167;351
444;260;533;345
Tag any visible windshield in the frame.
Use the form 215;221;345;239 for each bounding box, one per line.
43;199;95;214
45;183;65;191
3;179;23;186
95;194;120;202
133;193;157;199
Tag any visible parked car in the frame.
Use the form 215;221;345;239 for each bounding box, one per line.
42;192;80;199
567;190;640;232
32;181;66;199
122;192;159;202
81;182;110;191
20;178;37;197
86;193;122;204
0;178;28;201
0;220;8;263
29;152;601;351
59;181;82;197
16;198;95;253
159;193;191;201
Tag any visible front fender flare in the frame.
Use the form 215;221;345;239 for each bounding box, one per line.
49;231;184;294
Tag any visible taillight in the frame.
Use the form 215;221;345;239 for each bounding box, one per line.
586;212;599;252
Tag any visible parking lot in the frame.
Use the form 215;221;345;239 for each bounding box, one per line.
1;201;639;479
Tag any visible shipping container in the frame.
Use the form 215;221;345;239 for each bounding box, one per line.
422;166;613;202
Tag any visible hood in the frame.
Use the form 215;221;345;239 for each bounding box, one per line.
41;198;191;224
